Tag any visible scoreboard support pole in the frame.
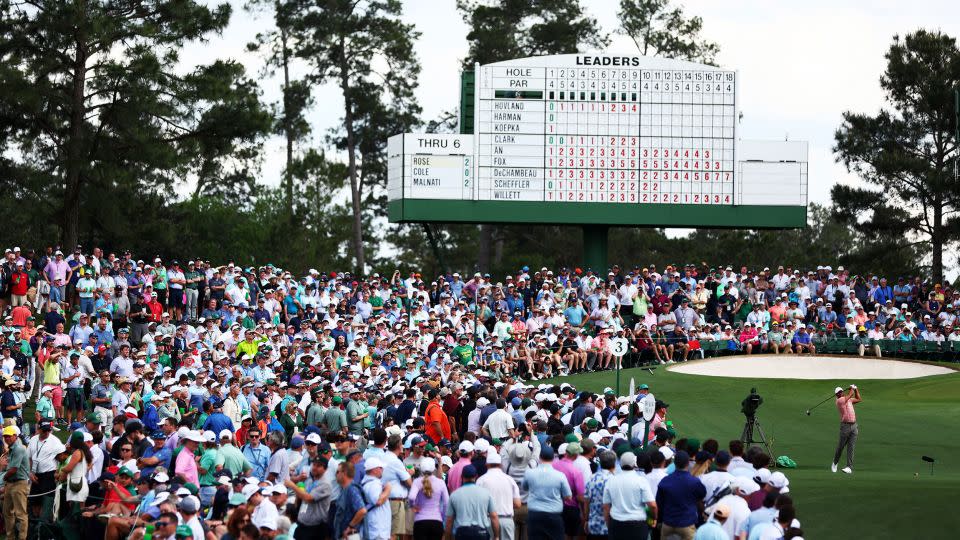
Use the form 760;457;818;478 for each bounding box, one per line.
582;224;609;272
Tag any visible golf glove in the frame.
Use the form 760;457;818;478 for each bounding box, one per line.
849;384;857;389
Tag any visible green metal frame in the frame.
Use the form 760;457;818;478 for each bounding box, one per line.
389;199;806;228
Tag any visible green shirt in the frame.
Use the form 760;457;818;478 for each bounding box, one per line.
453;345;474;365
4;441;30;482
199;448;219;486
36;396;55;421
153;268;167;290
322;407;348;432
184;270;202;290
306;403;326;427
345;400;367;435
217;444;251;477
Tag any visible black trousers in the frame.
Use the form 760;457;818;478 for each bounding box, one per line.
294;522;328;540
609;519;649;540
528;510;564;540
414;519;444;540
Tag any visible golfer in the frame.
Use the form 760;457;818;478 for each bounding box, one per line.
831;384;861;474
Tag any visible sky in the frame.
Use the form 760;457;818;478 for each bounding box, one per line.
193;0;960;208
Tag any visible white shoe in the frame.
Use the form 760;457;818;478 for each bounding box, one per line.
831;462;838;473
842;467;852;474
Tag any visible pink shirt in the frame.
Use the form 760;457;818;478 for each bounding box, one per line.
446;456;472;493
175;448;199;486
552;457;585;508
836;396;858;423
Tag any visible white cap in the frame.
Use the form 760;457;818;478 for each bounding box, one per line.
754;467;772;484
768;471;790;492
476;397;490;407
219;429;233;440
659;446;675;460
202;430;217;443
474;438;490;453
458;440;475;453
365;457;386;470
305;433;323;444
486;452;502;465
440;455;454;468
731;477;761;495
421;459;437;474
242;484;260;500
153;472;170;483
834;386;844;394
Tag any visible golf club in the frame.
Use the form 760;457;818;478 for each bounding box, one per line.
804;392;837;416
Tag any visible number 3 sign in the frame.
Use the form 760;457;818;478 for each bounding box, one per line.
608;337;628;356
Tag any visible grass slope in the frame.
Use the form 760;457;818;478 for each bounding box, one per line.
542;360;960;539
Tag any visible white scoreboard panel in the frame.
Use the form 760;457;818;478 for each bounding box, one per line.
387;134;473;200
475;55;738;205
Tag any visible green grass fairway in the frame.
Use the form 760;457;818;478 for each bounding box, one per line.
543;360;960;539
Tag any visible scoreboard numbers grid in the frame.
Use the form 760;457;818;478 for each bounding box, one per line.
476;58;738;205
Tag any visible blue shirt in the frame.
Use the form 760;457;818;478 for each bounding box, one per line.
334;483;366;540
242;443;271;481
695;518;730;540
745;506;778;535
202;412;234;435
655;469;706;528
522;463;572;513
361;476;391;540
446;481;495;529
584;469;612;534
140;446;172;478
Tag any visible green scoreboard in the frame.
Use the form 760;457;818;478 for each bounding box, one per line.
388;54;808;228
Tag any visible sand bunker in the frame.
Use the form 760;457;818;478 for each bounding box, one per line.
667;355;954;379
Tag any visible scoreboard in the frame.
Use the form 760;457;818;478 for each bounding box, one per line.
476;55;737;205
388;54;807;228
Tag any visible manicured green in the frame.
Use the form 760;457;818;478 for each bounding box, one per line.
543;360;960;540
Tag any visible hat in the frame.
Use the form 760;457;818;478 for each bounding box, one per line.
365;457;386;470
486;452;502;465
620;451;638;469
768;471;790;492
2;425;19;437
834;386;844;394
713;503;731;519
565;442;582;455
462;464;478;478
177;495;200;514
659;446;675;460
731;477;761;495
754;467;772;485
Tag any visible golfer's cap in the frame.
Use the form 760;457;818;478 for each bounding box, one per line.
486;452;502;465
440;455;454;468
659;446;675;460
458;440;475;453
713;503;731;519
834;386;844;394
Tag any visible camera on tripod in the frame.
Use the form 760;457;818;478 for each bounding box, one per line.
741;387;763;419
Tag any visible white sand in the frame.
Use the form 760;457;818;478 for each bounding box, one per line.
667;355;955;379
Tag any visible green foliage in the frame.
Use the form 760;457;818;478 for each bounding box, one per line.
833;29;960;281
458;0;608;67
290;0;422;272
0;0;272;249
617;0;719;65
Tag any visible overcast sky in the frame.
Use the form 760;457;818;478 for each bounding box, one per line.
191;0;960;208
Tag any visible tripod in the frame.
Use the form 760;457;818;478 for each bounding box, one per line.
740;415;774;458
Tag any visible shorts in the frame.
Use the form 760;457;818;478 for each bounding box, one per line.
169;289;184;308
50;385;63;408
154;289;167;305
390;499;412;535
561;505;582;537
65;388;85;410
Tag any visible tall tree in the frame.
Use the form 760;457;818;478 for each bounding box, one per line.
246;0;313;219
617;0;719;65
0;0;271;250
291;0;421;274
833;30;960;282
457;0;608;271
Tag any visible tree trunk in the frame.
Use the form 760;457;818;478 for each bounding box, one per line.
932;200;943;283
63;5;88;251
339;39;365;274
478;224;491;271
281;22;294;219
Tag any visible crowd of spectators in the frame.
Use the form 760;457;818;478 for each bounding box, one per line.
2;244;954;540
